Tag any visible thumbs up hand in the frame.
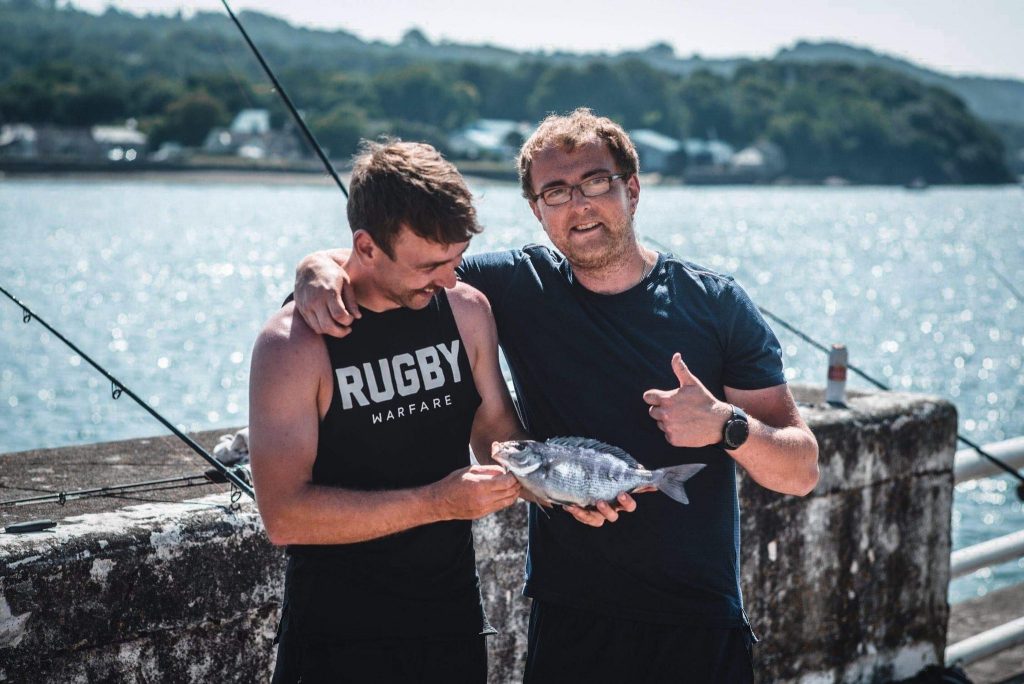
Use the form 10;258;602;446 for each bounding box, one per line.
643;353;732;448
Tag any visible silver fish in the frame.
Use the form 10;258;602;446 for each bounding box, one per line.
492;437;705;507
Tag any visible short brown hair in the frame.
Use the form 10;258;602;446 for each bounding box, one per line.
517;108;640;199
347;140;481;256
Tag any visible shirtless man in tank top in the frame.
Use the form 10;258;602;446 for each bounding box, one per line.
248;141;526;683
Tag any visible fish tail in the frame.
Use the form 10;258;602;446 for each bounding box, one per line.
653;463;706;505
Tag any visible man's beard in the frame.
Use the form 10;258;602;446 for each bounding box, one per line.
560;217;636;273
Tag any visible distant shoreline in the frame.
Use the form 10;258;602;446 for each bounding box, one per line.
0;159;521;186
0;167;345;186
1;162;1018;188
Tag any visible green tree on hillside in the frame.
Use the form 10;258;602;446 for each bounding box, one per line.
374;65;478;129
675;69;735;141
150;90;228;147
311;103;368;161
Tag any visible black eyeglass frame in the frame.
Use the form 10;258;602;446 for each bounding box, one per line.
531;173;632;207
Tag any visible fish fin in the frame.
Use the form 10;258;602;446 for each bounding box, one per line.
545;437;642;469
531;501;553;519
653;463;706;505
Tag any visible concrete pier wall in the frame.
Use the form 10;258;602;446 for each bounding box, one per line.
738;389;956;683
0;387;957;683
0;431;284;682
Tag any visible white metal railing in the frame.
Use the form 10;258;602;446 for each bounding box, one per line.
950;529;1024;579
945;436;1024;668
954;436;1024;483
946;617;1024;667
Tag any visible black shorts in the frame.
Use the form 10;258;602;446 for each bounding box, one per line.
272;630;488;684
524;600;755;684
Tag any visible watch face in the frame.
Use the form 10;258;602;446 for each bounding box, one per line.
726;419;749;447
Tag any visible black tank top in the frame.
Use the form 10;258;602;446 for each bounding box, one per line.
285;290;486;641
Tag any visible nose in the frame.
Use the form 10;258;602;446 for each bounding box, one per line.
435;268;458;289
567;187;593;211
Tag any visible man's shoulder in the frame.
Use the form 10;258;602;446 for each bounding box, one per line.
459;245;560;304
520;243;564;268
661;254;737;298
463;244;560;272
446;281;490;312
445;282;494;335
254;302;322;361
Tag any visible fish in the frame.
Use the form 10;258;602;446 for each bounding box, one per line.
491;437;705;508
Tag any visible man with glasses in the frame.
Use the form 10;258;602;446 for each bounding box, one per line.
293;109;819;681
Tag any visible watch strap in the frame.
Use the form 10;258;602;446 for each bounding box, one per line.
717;404;749;450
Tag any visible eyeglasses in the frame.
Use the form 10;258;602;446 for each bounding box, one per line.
532;173;630;207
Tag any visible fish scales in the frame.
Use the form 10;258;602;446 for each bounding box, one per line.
493;437;705;508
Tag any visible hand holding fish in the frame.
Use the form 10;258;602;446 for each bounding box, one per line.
431;464;522;520
563;492;639;527
643;353;733;448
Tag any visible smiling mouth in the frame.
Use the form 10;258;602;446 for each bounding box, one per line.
571;222;601;234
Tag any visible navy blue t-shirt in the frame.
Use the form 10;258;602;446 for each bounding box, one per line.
458;244;785;627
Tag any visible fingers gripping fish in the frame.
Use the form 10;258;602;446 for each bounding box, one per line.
492;437;705;508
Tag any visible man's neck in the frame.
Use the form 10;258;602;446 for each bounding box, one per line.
344;255;399;313
570;244;657;295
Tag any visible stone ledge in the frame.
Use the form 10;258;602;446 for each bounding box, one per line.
1;492;284;682
0;428;245;527
1;387;959;683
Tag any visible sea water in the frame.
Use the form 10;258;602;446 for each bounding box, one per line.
1;178;1021;602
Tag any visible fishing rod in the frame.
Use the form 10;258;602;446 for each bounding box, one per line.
0;468;239;508
641;235;882;382
989;263;1022;305
640;235;1024;492
218;0;348;198
0;284;255;500
758;304;1024;490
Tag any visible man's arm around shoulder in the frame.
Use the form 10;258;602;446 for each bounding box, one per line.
248;302;519;546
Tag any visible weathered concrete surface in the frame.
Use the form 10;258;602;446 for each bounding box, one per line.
473;500;531;683
0;387;961;683
0;429;243;526
0;430;285;684
738;387;958;683
0;493;284;683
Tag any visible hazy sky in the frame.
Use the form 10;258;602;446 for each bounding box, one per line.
70;0;1024;80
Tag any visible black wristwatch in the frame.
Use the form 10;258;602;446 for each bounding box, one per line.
717;405;749;450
